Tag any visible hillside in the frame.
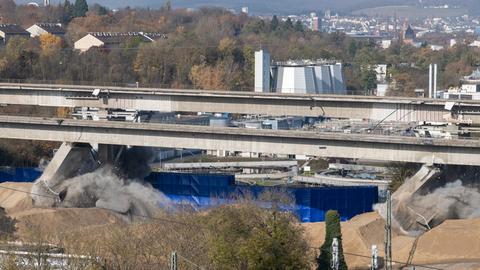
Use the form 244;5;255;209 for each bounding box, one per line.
17;0;480;15
14;0;416;14
352;6;469;18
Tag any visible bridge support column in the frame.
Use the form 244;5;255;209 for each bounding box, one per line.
97;144;124;165
391;164;441;232
31;142;99;207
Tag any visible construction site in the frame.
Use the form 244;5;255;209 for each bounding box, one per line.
1;83;480;269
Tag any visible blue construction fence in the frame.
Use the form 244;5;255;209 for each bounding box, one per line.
1;168;378;222
0;167;42;182
145;172;378;222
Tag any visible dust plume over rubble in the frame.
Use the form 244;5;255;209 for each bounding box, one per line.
408;180;480;227
376;178;480;235
57;166;171;217
32;146;171;218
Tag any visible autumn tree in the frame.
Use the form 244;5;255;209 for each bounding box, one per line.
134;42;175;86
189;64;226;90
203;194;309;269
89;3;108;16
39;33;62;54
0;0;16;22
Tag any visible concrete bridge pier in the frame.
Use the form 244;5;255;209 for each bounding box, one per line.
391;164;441;232
31;142;99;207
97;144;124;165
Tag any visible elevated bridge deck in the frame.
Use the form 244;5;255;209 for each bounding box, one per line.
1;83;480;123
0;116;478;166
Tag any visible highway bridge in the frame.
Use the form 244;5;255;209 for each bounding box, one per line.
2;83;480;123
0;116;479;166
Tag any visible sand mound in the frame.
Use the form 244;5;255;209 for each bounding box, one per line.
0;182;34;214
304;212;480;269
402;219;480;265
13;207;126;239
303;212;415;269
0;182;126;240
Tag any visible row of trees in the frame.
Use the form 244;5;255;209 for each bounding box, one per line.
0;2;477;94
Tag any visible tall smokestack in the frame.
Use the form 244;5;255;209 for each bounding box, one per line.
433;64;438;99
429;64;433;98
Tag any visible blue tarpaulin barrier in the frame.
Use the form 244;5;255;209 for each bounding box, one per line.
0;167;42;183
1;169;378;222
146;172;378;222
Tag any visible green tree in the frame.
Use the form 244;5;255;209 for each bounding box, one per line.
61;0;74;23
270;15;279;31
73;0;88;17
361;68;377;95
317;210;348;270
348;40;358;58
294;20;304;32
284;17;294;29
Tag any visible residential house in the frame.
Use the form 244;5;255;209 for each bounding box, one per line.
74;32;167;52
0;24;30;45
26;23;65;37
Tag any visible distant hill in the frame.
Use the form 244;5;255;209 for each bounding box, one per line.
14;0;480;15
352;6;469;18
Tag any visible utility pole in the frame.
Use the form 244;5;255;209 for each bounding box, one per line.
371;245;378;270
385;191;393;270
331;237;339;270
171;251;178;270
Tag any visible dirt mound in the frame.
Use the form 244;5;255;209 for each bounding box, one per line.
304;212;480;269
0;182;34;214
400;219;480;265
303;212;415;269
0;182;126;240
13;207;126;239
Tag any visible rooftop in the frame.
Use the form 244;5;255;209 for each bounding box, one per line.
89;32;167;44
462;69;480;82
272;59;341;67
0;24;29;35
33;23;65;34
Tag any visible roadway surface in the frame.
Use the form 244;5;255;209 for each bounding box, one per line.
0;116;479;165
1;83;480;123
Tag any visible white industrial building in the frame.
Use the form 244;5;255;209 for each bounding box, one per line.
443;69;480;100
254;50;271;92
254;50;346;94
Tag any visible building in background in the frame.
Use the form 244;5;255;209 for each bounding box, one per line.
403;24;417;45
0;24;29;45
271;60;346;94
443;69;480;100
324;10;331;19
241;7;249;14
27;23;65;37
475;26;480;37
254;50;271;92
375;64;388;96
74;32;167;52
380;39;392;49
254;50;346;94
309;12;319;31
